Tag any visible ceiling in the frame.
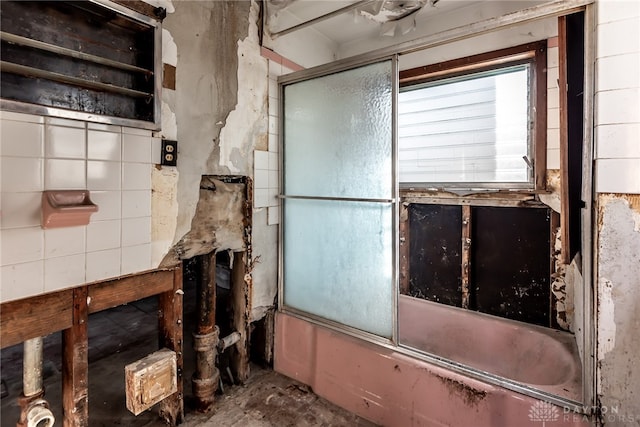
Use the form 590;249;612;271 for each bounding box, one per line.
266;0;476;46
265;0;556;70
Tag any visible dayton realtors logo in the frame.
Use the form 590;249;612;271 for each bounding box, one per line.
528;401;560;426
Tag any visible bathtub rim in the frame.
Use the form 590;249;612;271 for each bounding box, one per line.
279;304;589;414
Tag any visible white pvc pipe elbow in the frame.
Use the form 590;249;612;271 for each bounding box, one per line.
26;399;55;427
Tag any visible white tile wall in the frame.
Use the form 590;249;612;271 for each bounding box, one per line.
252;60;282;223
89;191;121;221
268;206;280;226
46;126;86;159
254;169;269;190
1;261;44;302
1;227;43;265
0;111;43;123
595;1;640;194
122;190;151;218
88;160;121;191
596;53;640;92
86;248;120;283
45;159;86;190
547;46;561;170
44;253;86;293
123;133;152;163
121;244;152;276
0;120;44;157
596;124;640;159
45;226;86;258
0;113;154;302
88;130;121;161
596;16;640;58
596;159;640;194
596;89;640;125
122;217;151;247
123;163;152;190
1;157;43;192
87;219;121;252
0;192;41;228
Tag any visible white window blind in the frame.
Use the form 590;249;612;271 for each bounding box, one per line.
398;65;531;187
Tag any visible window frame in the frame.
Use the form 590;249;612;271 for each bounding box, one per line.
399;41;548;191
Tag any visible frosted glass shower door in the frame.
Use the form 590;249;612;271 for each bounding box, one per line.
282;60;395;338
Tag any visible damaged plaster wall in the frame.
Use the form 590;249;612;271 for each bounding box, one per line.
151;1;275;319
596;195;640;423
594;1;640;422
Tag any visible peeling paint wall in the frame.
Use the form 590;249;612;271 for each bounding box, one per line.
151;1;275;320
596;195;640;423
594;0;640;422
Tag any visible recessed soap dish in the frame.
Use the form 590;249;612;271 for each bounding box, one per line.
42;190;99;229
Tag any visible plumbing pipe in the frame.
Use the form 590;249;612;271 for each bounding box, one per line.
25;399;55;427
217;331;241;352
192;253;220;413
18;338;55;427
23;338;43;398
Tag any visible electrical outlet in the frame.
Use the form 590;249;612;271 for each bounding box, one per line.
161;140;177;166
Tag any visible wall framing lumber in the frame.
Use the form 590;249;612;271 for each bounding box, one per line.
399;203;410;295
158;266;184;425
230;252;251;383
62;287;89;427
0;266;183;426
88;269;174;314
461;205;472;309
558;15;571;265
0;290;73;349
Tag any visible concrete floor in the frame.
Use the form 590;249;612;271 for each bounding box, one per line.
182;368;377;427
0;280;375;426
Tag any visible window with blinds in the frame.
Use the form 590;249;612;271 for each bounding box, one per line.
399;65;531;187
398;42;547;190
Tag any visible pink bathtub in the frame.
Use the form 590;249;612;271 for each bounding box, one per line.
399;295;582;401
275;307;589;427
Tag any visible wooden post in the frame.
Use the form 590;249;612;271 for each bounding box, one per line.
461;205;472;309
158;266;184;425
399;203;410;295
62;286;89;427
558;15;571;265
230;252;250;383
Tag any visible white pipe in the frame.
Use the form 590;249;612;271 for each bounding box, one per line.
218;331;241;352
26;399;55;427
23;338;43;397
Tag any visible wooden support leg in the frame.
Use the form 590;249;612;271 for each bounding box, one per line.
62;287;89;427
231;252;250;383
158;266;184;426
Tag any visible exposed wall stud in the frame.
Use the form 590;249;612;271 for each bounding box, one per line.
62;287;89;427
158;266;185;425
461;205;472;309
